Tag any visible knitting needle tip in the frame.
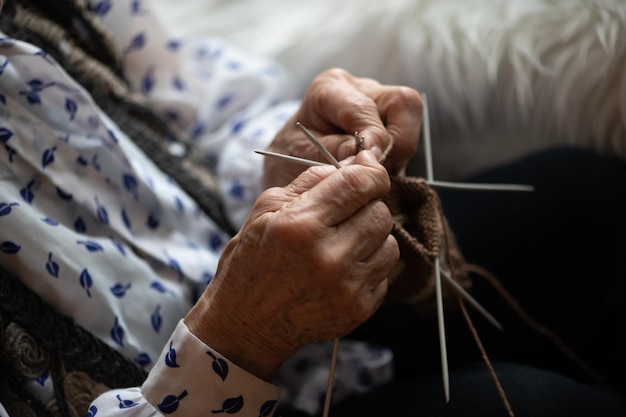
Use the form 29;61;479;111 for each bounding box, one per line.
255;150;328;167
296;122;341;168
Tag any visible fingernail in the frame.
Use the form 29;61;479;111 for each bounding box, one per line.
339;155;356;166
371;146;383;161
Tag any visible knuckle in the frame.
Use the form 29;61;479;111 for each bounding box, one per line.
369;200;393;230
396;86;423;112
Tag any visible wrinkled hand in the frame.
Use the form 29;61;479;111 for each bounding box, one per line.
264;68;423;188
186;151;398;381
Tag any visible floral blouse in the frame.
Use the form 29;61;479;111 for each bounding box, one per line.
0;1;393;416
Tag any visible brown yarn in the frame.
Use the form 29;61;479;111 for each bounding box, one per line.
467;263;606;383
458;299;516;417
384;174;472;315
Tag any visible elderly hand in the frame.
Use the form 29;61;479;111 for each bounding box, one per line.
185;150;398;381
263;68;423;188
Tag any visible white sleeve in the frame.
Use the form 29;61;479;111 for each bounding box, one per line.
87;0;302;228
89;320;282;417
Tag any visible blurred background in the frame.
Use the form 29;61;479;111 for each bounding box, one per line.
151;0;626;180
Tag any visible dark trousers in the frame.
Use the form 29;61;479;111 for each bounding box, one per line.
317;147;626;416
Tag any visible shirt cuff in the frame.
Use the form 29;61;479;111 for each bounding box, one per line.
142;319;281;417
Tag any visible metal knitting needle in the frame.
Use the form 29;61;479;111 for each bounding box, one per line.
255;153;505;327
429;180;534;193
422;93;450;403
440;269;502;331
291;123;341;417
296;121;342;168
256;150;532;192
255;150;328;167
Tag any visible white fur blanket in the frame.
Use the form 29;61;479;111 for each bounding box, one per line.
153;0;626;179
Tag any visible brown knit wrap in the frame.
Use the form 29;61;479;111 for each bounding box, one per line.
384;174;471;315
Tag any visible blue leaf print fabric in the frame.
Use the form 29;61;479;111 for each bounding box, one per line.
80;268;94;297
65;97;78;120
157;390;188;414
46;252;60;278
0;241;20;254
0;127;12;142
90;321;282;417
207;350;229;382
0;202;18;216
111;316;125;347
211;395;244;414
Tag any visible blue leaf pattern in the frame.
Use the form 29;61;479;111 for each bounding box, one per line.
211;395;244;414
174;196;185;213
207;350;229;381
150;281;174;295
130;0;145;15
5;145;16;163
19;89;41;105
121;208;133;231
151;305;162;333
45;252;59;278
0;240;21;254
111;316;124;347
86;405;98;417
165;341;180;368
65;97;78;120
157;390;188;414
110;283;132;298
172;76;185;91
0;60;8;76
141;66;155;94
55;187;73;201
35;372;49;386
42;146;56;168
116;394;138;409
0;202;18;216
95;198;109;224
77;240;104;252
109;237;126;256
42;217;59;226
146;213;159;229
135;352;152;367
209;233;223;251
190;120;204;139
217;94;234;110
202;271;213;285
92;0;112;16
80;268;93;297
0;127;12;142
167;39;182;50
229;179;245;200
20;180;35;204
259;400;277;417
166;256;183;280
122;173;139;199
74;217;87;233
124;32;146;54
107;129;119;143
